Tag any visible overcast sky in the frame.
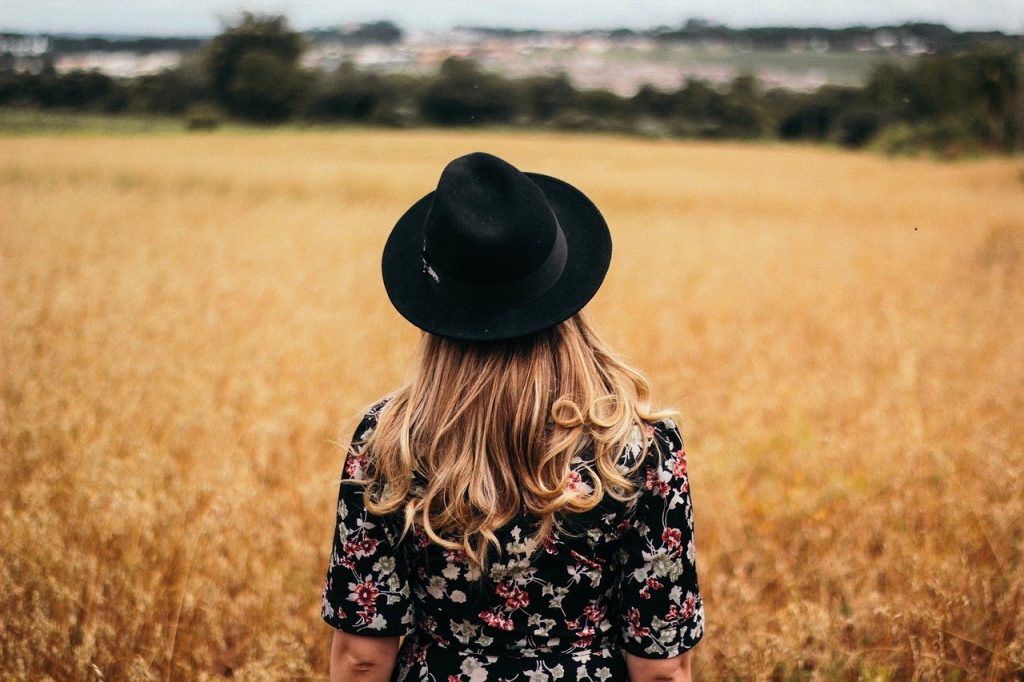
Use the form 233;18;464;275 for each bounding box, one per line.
1;0;1022;36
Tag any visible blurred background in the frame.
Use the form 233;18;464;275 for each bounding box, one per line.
0;2;1022;154
1;2;1023;680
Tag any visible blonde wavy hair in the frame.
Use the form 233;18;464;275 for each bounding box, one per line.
349;311;677;574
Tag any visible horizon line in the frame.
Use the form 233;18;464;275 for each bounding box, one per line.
1;17;1021;40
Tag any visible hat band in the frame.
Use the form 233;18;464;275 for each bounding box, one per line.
421;224;568;312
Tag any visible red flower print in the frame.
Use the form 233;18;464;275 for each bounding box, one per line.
626;607;651;638
352;579;380;607
665;604;680;622
681;593;697;620
662;527;683;554
357;536;380;554
479;609;514;631
672;449;688;478
345;453;367;478
569;549;604;570
413;525;430;548
575;623;595;647
646;576;664;592
566;470;583;491
504;586;530;610
448;676;461;682
583;603;606;623
644;467;670;497
542;533;560;554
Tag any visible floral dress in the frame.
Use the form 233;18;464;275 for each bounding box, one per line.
322;399;704;681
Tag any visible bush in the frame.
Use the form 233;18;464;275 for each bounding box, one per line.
129;58;210;115
419;57;520;125
835;106;881;147
872;118;985;158
520;73;575;123
184;103;224;130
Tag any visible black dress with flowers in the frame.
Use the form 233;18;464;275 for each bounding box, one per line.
322;399;704;681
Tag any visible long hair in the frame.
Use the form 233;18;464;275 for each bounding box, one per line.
353;311;677;574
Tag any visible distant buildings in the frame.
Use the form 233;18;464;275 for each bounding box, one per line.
53;51;182;77
1;23;1013;92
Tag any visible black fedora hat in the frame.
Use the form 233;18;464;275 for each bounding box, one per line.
381;152;612;341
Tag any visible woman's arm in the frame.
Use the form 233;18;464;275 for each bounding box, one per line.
329;631;400;682
625;649;693;682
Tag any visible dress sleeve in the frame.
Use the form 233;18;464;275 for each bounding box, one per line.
321;399;415;636
616;418;705;658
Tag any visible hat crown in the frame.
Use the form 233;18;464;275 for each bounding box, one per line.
381;150;611;341
423;152;559;285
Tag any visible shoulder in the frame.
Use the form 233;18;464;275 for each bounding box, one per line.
634;413;684;483
351;395;394;444
343;396;393;481
651;417;684;455
615;417;685;488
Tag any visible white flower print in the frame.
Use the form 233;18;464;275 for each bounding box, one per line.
527;614;557;637
373;556;395;574
649;551;682;581
461;657;489;682
452;619;479;644
426;576;446;599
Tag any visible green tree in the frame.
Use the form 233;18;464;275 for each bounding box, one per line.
419;57;519;126
720;74;766;138
967;49;1020;151
130;54;210;114
305;61;419;125
631;84;678;119
520;73;575;122
205;12;307;121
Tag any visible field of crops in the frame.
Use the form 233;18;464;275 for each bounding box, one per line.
2;128;1022;679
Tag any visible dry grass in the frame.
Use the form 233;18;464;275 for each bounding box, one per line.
1;129;1022;680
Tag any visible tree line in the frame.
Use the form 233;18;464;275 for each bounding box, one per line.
0;13;1019;155
474;19;1022;54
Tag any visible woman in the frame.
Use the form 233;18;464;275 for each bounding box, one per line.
321;152;704;681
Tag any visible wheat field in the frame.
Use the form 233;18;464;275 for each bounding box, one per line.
1;129;1022;680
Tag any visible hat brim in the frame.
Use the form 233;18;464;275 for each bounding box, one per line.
381;172;612;341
